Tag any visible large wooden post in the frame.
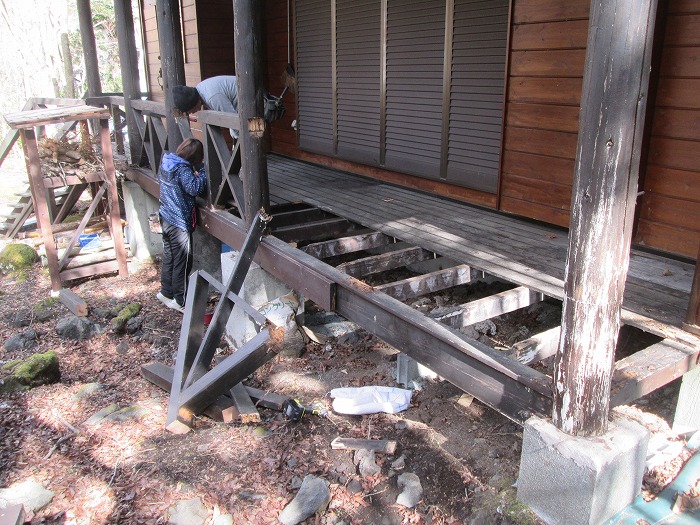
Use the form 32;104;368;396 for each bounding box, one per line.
155;0;185;149
113;0;143;164
683;244;700;335
553;0;658;436
77;0;102;98
233;0;270;226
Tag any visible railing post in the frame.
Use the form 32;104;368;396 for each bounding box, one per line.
233;0;270;226
113;0;143;164
155;0;185;150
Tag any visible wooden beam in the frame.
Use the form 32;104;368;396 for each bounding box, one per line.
506;326;561;365
113;0;143;163
301;232;394;259
140;361;233;423
337;246;434;278
58;289;88;317
683;244;700;336
610;339;699;407
233;0;270;225
375;264;473;302
271;207;330;228
227;382;261;424
272;218;361;243
331;437;397;454
155;0;185;148
435;286;543;329
77;0;102;97
553;0;659;436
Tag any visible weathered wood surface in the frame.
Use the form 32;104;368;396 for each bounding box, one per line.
330;437;397;454
4;105;108;129
375;264;473;302
506;326;561;365
58;289;88;317
265;155;696;345
553;0;658;436
228;382;261;424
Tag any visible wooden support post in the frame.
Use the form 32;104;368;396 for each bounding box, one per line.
113;0;143;164
77;0;102;98
553;0;658;436
233;0;270;226
155;0;185;150
683;244;700;336
99;118;128;277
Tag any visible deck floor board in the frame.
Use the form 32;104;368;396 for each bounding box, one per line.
266;155;696;334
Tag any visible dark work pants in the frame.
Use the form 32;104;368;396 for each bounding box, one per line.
160;216;193;307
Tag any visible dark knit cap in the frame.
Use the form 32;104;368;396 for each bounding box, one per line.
172;85;200;112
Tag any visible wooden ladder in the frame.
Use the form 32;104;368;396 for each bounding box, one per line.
0;189;34;239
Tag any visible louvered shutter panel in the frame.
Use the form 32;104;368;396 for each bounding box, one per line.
336;0;382;164
384;0;445;178
446;0;508;193
296;0;334;155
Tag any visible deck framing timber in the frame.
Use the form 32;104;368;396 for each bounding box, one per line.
127;158;700;424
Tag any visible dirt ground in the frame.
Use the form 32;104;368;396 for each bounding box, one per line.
0;251;692;525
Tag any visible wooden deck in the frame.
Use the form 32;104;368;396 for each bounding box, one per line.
266;154;697;345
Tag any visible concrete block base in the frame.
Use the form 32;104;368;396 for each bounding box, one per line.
517;415;649;525
221;251;302;349
122;180;162;260
673;366;700;435
395;353;438;389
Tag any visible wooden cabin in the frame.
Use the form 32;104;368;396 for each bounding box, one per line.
140;0;700;260
87;0;700;442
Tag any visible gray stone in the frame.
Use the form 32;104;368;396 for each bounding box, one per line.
3;329;39;351
472;320;497;336
11;309;32;328
278;475;331;525
56;315;97;340
126;316;143;335
395;472;423;508
0;480;54;512
212;514;234;525
72;382;105;400
517;415;649;525
167;497;210;525
116;341;129;355
290;476;303;490
354;449;381;478
104;405;149;422
391;455;406;470
84;404;120;426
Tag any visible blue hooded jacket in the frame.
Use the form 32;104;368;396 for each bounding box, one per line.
158;152;207;232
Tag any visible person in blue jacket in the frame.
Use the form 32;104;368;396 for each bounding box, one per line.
156;138;207;313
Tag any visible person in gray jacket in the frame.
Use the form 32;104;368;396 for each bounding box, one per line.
173;76;239;139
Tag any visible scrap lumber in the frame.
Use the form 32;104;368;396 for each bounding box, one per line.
58;288;88;317
227;382;261;424
331;437;397;454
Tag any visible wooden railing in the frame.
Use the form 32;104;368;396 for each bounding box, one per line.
93;96;245;216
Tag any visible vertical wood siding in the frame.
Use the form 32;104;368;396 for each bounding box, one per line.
636;1;700;258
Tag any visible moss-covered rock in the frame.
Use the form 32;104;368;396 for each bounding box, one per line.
12;350;61;388
0;243;40;274
111;302;142;332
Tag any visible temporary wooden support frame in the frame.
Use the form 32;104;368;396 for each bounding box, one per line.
4;104;128;291
164;212;284;433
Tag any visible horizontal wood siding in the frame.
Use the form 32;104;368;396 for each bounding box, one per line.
384;0;445;178
446;0;509;193
141;3;162;100
295;0;334;155
500;0;589;227
196;0;234;80
635;1;700;258
336;0;381;164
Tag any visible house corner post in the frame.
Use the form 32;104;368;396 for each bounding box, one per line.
553;0;658;437
113;0;143;164
518;2;660;521
77;0;102;98
233;0;270;227
155;0;185;150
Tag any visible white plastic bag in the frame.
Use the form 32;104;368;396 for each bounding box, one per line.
330;386;412;415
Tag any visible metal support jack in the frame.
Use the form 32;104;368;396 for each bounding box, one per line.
165;211;277;433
